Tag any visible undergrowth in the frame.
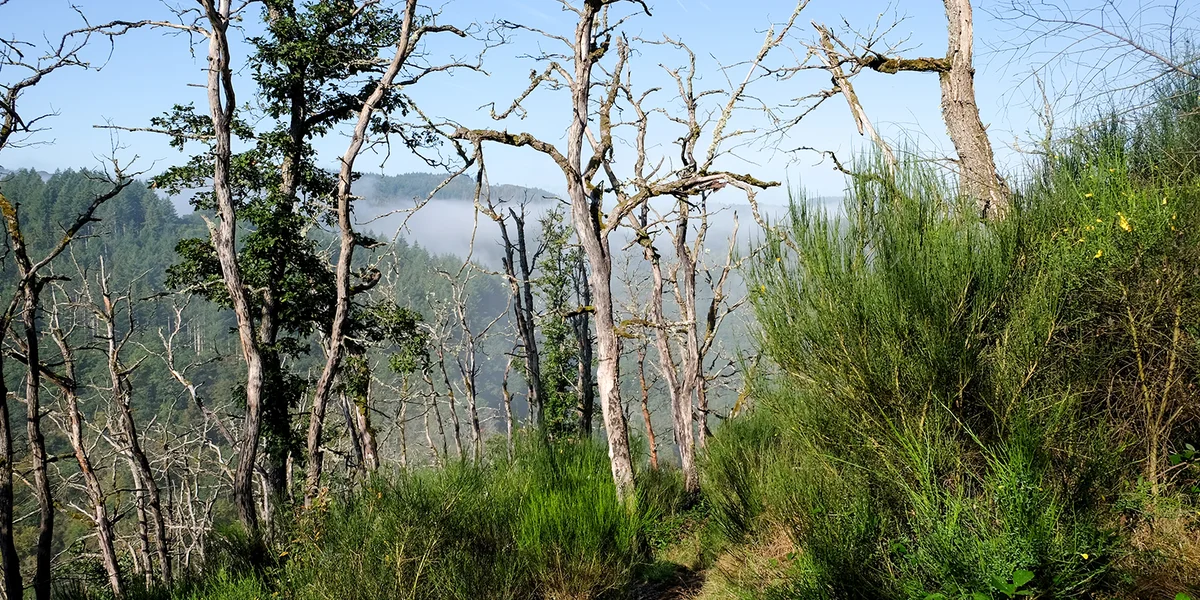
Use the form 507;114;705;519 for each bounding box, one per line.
703;73;1200;600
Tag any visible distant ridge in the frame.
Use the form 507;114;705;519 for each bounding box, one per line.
357;172;558;205
0;165;52;182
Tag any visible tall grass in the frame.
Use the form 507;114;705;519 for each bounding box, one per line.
67;435;667;600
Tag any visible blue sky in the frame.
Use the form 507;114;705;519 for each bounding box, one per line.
0;0;1182;204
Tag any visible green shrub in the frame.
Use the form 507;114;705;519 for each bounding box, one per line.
721;116;1200;597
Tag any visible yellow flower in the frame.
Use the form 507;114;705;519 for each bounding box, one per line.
1162;197;1168;205
1081;553;1090;559
1085;225;1094;231
1118;213;1132;232
1108;168;1115;173
1094;249;1103;259
1096;218;1103;223
760;285;766;292
1084;193;1094;198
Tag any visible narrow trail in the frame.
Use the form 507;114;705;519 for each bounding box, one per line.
630;565;705;600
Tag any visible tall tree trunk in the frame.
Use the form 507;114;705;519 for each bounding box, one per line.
638;345;659;470
940;0;1009;217
574;255;595;436
200;0;266;531
567;2;634;501
101;279;172;584
674;206;702;492
498;209;543;425
303;0;415;505
23;284;54;600
50;327;122;597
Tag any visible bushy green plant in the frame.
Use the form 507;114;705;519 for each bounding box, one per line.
717;126;1200;597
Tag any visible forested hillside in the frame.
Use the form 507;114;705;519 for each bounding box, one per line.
1;0;1198;599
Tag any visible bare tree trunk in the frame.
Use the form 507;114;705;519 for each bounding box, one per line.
451;281;484;462
644;242;698;492
638;345;658;470
22;283;54;600
302;0;417;507
340;391;365;476
495;207;545;426
199;0;267;530
129;460;154;589
568;2;634;501
100;280;172;584
356;386;380;472
422;371;449;463
502;353;515;458
574;255;595;436
940;0;1009;217
825;0;1009;217
435;344;465;460
48;321;123;597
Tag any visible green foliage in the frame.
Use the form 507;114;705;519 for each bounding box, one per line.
535;206;583;437
713;100;1200;596
140;435;655;600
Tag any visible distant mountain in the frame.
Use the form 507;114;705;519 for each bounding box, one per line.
0;166;55;182
356;172;558;205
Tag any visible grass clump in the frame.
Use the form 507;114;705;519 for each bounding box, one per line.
105;435;656;600
285;435;648;600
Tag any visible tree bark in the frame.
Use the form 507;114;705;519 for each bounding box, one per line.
497;209;544;425
567;1;635;501
23;282;54;600
637;345;658;470
939;0;1009;217
303;0;416;506
573;255;595;436
101;288;172;584
502;354;516;458
200;0;267;530
49;324;123;597
645;241;698;492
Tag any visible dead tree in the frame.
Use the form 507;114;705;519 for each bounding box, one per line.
0;12;140;596
181;0;270;530
488;201;545;426
453;2;801;499
94;260;172;583
42;287;123;597
452;1;653;500
572;254;595;436
811;0;1010;217
1;174;130;600
636;339;658;470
